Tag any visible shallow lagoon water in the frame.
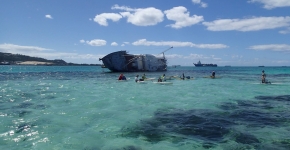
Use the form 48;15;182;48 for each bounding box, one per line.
0;66;290;150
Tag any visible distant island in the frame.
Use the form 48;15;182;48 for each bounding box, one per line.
0;52;101;66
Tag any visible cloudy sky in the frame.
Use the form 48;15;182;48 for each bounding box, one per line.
1;0;290;66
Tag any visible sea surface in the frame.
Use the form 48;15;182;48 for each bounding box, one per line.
0;65;290;150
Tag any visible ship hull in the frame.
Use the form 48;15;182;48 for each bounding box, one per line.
194;60;217;67
100;51;167;72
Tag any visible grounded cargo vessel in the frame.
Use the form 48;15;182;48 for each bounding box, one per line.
99;47;172;72
194;60;217;67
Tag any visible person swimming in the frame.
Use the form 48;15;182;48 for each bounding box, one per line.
118;74;123;80
158;77;162;82
118;74;126;80
140;74;146;81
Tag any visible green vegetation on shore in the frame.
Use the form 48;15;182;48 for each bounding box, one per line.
0;52;101;66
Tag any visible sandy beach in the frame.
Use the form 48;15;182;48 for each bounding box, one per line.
16;61;54;65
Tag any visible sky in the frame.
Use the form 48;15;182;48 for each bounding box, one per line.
1;0;290;66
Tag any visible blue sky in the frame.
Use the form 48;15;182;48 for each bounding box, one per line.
1;0;290;66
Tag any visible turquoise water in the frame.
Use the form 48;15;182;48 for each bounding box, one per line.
0;65;290;150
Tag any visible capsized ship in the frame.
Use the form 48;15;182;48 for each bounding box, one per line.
194;60;217;67
99;47;173;72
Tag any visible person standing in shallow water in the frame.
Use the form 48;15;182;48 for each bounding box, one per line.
181;73;185;80
135;75;139;82
161;74;166;81
261;70;266;83
211;71;215;78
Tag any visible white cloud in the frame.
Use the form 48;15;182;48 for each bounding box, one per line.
164;6;204;29
85;39;107;46
231;55;243;59
119;7;164;26
132;39;228;49
62;53;104;60
0;43;105;63
0;43;64;59
45;14;53;19
192;0;208;8
183;54;216;60
248;0;290;9
80;39;85;43
271;60;290;64
194;44;228;49
111;42;118;46
93;13;122;26
213;57;222;60
0;43;52;53
163;53;220;64
111;4;136;11
279;27;290;34
165;54;183;59
203;16;290;31
119;42;130;47
183;54;208;59
248;44;290;51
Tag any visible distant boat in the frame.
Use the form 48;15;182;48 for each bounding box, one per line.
258;66;265;67
194;60;217;67
99;47;173;72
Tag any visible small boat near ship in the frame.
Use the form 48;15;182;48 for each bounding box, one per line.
194;60;217;67
100;47;173;72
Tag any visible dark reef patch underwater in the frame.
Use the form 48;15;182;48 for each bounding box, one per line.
121;95;290;149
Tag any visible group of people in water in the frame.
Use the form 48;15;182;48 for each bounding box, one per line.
119;70;267;83
134;73;166;82
135;74;147;82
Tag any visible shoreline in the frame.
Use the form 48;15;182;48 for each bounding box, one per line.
0;61;101;66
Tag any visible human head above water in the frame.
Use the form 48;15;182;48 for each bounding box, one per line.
262;70;264;72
